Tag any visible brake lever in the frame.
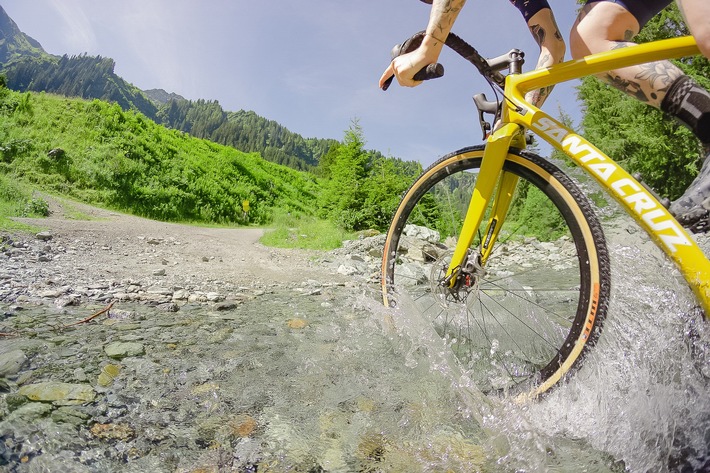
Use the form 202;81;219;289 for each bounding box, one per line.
472;93;500;140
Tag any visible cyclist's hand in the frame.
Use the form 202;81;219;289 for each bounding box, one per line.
379;33;444;90
379;50;428;89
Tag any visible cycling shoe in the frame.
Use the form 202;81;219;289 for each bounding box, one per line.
669;153;710;233
677;207;710;233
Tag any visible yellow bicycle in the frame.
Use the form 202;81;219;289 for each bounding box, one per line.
381;32;710;400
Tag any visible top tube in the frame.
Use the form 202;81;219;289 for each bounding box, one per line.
509;36;699;98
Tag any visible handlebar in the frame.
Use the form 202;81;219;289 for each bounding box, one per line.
383;30;521;92
382;27;526;138
380;1;528;140
381;31;445;91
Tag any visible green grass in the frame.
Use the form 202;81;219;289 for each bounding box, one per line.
259;210;357;250
0;173;48;232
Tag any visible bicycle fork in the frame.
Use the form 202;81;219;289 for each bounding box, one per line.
445;123;524;288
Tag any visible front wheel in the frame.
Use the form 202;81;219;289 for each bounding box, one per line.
381;146;611;398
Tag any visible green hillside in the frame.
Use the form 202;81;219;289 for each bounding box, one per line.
0;84;320;226
0;6;336;173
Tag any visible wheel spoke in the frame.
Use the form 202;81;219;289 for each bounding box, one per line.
382;148;610;397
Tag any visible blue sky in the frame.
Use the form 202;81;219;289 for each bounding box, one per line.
2;0;582;166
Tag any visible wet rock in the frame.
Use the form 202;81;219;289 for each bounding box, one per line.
287;318;308;329
0;349;27;376
108;308;136;320
214;301;240;311
230;414;258;438
18;382;96;405
51;406;91;426
157;302;179;312
90;422;135;440
104;341;145;359
5;401;53;422
5;393;28;411
97;364;121;387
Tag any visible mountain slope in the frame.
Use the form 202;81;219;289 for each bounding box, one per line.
0;5;335;172
0;6;45;64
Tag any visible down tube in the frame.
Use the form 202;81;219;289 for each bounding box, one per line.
527;110;710;316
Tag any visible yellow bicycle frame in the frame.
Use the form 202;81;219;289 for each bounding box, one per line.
448;36;710;317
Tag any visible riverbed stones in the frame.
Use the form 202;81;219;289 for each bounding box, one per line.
287;318;308;329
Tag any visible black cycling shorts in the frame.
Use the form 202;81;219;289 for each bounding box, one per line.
509;0;552;22
584;0;672;28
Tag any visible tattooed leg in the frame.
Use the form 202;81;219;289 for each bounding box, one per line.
601;42;682;106
570;2;682;108
525;8;566;107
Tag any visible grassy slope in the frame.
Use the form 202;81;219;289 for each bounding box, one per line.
0;89;354;249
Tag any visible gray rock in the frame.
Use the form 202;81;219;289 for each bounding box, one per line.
36;231;53;241
18;382;96;405
104;341;145;359
0;349;27;376
403;224;440;243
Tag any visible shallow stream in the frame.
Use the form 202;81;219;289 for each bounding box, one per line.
1;228;709;472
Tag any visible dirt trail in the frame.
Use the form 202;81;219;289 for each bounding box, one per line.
10;197;336;290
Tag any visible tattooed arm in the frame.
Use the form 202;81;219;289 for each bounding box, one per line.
379;0;467;89
524;8;566;107
570;3;682;108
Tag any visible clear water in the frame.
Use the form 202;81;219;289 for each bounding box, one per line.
2;229;709;472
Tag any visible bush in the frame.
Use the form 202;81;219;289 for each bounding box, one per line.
22;196;50;217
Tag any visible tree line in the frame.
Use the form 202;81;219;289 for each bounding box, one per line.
1;54;338;172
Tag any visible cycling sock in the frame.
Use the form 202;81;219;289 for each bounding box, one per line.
661;75;710;145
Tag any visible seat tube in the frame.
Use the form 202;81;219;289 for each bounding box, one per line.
446;124;520;279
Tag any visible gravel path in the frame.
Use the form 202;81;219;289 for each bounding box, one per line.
0;196;363;318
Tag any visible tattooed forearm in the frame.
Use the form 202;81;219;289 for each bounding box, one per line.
429;0;467;36
537;53;551;68
525;11;565;107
